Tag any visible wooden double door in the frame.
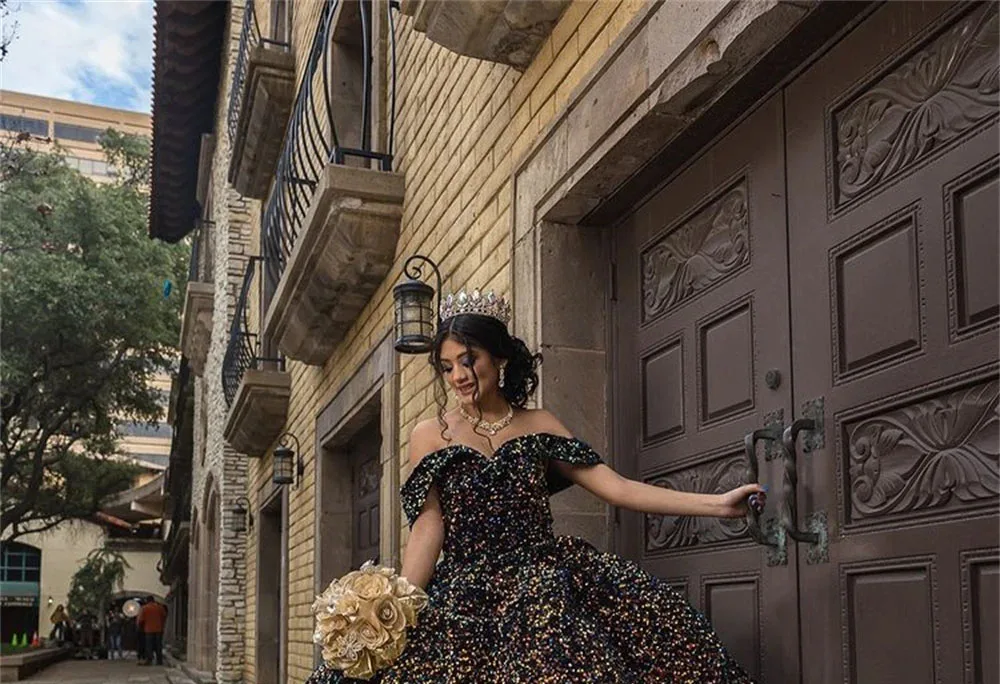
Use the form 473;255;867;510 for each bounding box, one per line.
613;3;999;683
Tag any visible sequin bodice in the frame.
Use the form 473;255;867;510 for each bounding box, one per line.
400;433;599;563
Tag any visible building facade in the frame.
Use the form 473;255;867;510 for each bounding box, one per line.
150;1;999;683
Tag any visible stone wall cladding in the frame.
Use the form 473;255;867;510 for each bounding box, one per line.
229;1;653;681
189;2;254;682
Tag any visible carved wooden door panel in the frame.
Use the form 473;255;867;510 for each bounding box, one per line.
351;426;382;569
614;93;800;682
784;3;999;683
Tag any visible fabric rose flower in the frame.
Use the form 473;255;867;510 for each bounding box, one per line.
312;560;428;680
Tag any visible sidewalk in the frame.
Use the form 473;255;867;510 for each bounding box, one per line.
22;659;192;684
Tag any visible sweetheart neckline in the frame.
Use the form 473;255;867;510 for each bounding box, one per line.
416;431;574;465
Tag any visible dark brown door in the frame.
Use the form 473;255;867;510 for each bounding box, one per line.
257;492;285;684
785;3;999;684
614;93;800;683
351;425;382;568
615;4;999;683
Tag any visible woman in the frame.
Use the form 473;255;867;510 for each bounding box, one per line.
49;604;69;643
309;289;765;683
105;608;124;660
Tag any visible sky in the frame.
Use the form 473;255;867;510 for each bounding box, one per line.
0;0;154;113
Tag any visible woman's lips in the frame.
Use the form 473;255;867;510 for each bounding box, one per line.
455;385;474;395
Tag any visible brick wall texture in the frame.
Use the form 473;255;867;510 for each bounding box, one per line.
190;1;650;682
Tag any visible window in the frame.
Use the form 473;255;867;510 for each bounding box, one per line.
66;156;116;177
53;122;105;144
0;542;41;583
0;114;48;137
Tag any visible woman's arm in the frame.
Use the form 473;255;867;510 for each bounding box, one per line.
560;463;762;518
399;420;446;589
533;410;765;519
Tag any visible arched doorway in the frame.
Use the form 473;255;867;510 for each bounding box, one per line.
203;481;220;673
109;591;166;653
0;542;41;643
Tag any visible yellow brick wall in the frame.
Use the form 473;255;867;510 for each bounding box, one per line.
240;1;649;681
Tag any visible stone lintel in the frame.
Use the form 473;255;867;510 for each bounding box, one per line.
180;282;215;377
400;0;569;70
228;45;296;199
263;164;405;366
223;369;291;457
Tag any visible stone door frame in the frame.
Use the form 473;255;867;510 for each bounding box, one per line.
509;0;873;551
255;481;288;684
314;332;401;592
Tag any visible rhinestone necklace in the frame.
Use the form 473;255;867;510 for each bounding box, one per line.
459;404;514;437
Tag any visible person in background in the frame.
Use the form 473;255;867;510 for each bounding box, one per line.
48;604;69;643
105;608;124;660
136;596;167;666
134;598;146;663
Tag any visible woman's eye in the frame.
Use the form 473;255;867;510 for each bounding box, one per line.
461;357;475;367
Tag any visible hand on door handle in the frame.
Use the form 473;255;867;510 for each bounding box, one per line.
780;419;820;545
743;426;781;547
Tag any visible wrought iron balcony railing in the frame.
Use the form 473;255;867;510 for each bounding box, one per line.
226;0;291;149
222;257;284;406
261;0;398;293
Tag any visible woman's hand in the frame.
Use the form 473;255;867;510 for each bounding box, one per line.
715;484;767;518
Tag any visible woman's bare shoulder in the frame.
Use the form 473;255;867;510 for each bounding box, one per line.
408;416;451;467
519;408;573;438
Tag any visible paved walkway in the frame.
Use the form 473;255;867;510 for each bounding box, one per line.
23;659;189;684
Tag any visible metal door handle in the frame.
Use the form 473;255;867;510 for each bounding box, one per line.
780;419;820;544
743;426;782;547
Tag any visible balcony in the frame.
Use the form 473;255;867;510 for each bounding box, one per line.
400;0;569;69
260;0;405;366
227;0;295;200
179;237;214;376
222;257;290;457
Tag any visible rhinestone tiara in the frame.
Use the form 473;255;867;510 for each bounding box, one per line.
440;289;511;325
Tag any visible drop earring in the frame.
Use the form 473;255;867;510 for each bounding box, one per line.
499;365;506;389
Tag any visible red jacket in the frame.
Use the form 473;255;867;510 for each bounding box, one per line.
137;602;167;634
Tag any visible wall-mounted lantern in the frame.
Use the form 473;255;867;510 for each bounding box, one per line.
393;255;441;354
230;496;254;534
273;432;305;488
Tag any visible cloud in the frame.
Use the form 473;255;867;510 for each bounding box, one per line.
0;0;154;113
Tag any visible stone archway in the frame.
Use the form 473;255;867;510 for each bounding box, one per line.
200;475;220;673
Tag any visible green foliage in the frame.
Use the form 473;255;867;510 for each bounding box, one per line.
99;129;151;188
0;132;189;541
67;546;130;619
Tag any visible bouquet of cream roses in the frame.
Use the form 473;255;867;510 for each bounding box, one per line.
312;561;429;680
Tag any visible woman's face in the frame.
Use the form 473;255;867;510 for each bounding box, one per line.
438;337;502;404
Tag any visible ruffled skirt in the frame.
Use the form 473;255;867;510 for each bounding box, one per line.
306;536;753;684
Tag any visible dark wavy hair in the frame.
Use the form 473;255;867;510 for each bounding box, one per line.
430;314;542;439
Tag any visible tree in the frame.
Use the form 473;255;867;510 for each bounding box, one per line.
0;0;18;63
0;131;189;541
67;546;130;619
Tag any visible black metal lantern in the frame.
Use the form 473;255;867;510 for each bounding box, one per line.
393;255;441;354
273;432;304;487
230;496;253;534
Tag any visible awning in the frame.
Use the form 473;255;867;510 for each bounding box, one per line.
148;1;227;242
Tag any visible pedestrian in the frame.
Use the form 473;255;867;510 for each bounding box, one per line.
106;608;124;660
136;596;167;666
48;604;68;643
134;599;146;663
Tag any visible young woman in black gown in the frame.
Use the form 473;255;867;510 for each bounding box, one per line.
308;290;764;683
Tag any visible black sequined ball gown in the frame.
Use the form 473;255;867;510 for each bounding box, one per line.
307;433;754;684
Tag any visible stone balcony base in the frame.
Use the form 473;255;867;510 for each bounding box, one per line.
401;0;569;69
229;45;295;199
223;369;291;457
179;282;214;377
264;165;405;366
